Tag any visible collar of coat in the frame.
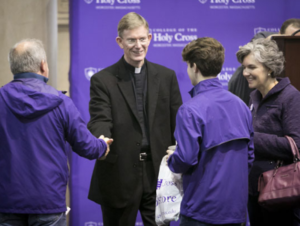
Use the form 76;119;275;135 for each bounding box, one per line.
250;77;291;105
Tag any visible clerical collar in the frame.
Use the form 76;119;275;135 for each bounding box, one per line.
122;57;145;74
135;67;142;74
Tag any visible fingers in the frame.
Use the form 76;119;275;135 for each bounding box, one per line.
98;135;113;160
166;150;174;155
106;138;113;145
165;149;175;165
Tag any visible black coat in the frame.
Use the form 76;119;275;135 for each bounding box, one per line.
87;57;182;208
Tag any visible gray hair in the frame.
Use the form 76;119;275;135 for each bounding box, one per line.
236;39;284;77
9;39;47;75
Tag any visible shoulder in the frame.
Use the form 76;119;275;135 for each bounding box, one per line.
91;61;120;83
283;83;300;95
179;97;203;117
58;92;74;107
146;60;175;75
281;83;300;104
177;103;198;120
277;78;300;99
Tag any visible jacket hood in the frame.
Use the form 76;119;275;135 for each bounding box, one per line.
0;79;63;118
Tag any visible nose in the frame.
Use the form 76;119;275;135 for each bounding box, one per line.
135;40;142;48
243;68;250;76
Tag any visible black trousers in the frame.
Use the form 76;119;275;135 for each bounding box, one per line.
101;160;157;226
248;195;300;226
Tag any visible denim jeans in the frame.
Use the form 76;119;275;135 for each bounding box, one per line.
180;215;242;226
0;212;66;226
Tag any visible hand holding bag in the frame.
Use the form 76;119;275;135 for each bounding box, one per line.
258;136;300;211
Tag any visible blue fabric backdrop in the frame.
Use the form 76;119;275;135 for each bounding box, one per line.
69;1;300;225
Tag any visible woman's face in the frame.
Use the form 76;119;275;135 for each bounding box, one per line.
242;54;270;90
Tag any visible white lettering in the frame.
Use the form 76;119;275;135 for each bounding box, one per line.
211;0;229;5
117;0;140;3
217;72;232;81
232;0;255;3
96;0;115;5
174;33;197;42
153;33;173;43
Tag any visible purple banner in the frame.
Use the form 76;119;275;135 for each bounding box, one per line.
69;0;300;225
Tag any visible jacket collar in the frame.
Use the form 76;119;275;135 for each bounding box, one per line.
189;77;222;98
14;72;48;83
122;56;146;74
250;77;290;104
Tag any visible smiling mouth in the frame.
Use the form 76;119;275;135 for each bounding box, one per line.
133;51;143;55
247;76;255;82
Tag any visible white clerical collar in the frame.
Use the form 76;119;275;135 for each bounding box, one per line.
135;67;142;74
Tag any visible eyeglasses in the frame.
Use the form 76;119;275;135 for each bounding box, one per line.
124;38;148;46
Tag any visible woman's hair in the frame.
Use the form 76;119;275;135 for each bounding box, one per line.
181;37;224;77
236;39;284;77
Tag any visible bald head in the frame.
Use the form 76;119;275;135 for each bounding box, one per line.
9;39;48;76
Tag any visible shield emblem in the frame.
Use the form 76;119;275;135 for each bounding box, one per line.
84;0;94;4
254;27;266;35
84;67;98;81
199;0;207;4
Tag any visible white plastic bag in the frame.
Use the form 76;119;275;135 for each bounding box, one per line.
155;156;183;226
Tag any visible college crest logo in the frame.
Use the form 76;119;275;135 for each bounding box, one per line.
254;27;266;35
84;0;94;4
199;0;207;4
84;67;98;81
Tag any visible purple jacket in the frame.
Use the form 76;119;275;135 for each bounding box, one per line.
168;78;254;224
248;77;300;195
0;73;107;214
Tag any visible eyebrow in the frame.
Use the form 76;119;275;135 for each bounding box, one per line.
242;63;256;67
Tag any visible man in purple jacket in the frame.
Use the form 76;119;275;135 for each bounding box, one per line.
0;39;112;226
167;37;254;226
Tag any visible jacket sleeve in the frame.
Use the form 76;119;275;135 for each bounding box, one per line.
87;74;113;138
170;71;183;144
168;106;201;174
62;96;107;160
253;91;300;162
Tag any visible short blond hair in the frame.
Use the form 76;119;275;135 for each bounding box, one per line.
117;12;149;37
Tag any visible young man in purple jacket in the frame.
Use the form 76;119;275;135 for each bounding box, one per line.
167;37;254;226
0;39;112;226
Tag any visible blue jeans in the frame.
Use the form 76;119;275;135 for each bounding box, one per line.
180;215;242;226
0;212;66;226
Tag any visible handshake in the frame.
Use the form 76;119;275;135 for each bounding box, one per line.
98;135;113;160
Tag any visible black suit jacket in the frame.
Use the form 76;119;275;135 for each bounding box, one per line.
87;57;182;208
